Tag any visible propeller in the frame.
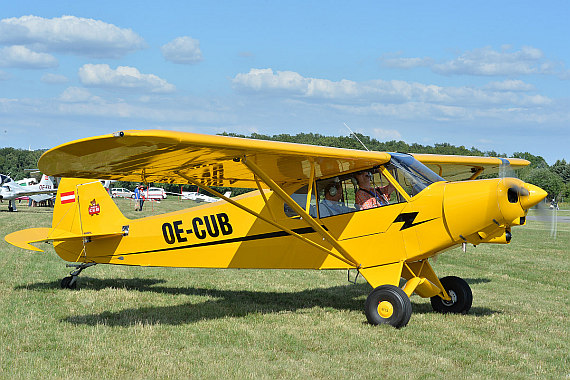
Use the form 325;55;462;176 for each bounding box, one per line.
500;158;558;240
531;198;558;240
499;158;529;196
0;174;10;186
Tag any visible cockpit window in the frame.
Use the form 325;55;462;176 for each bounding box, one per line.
386;153;445;197
284;185;318;218
315;177;359;218
315;168;406;218
284;154;444;219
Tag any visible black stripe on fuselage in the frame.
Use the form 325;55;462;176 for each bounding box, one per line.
103;226;318;258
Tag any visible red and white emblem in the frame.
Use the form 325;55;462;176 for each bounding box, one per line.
60;191;75;204
88;199;100;215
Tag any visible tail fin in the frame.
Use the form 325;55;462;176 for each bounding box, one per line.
52;178;128;236
38;174;54;189
29;174;56;202
6;178;128;256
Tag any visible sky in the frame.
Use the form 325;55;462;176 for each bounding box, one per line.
0;1;568;164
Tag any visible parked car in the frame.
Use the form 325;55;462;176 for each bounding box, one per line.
144;187;167;200
111;188;134;198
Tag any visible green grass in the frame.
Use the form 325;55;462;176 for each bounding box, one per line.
0;198;568;379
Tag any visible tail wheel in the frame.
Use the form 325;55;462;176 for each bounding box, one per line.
60;276;77;290
430;276;472;314
365;285;412;328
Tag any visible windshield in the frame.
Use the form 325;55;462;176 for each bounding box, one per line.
387;153;445;197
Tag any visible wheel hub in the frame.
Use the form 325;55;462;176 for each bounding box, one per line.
442;290;457;306
378;301;394;318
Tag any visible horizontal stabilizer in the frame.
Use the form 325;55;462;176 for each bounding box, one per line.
5;227;124;252
5;228;51;252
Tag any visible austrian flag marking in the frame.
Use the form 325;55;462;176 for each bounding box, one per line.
60;191;75;204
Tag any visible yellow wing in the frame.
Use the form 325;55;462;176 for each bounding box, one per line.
412;153;529;181
39;130;391;188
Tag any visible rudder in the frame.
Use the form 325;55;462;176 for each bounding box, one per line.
53;178;129;236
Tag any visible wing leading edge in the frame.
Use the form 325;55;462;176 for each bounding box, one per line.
39;130;529;186
412;153;529;181
38;130;391;188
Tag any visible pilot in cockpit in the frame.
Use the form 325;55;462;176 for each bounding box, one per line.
354;170;395;210
319;179;351;217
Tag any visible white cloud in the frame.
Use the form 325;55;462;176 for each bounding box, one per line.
41;73;69;84
483;79;535;92
233;68;308;94
380;46;570;80
59;87;101;103
232;68;550;108
161;36;203;64
234;69;391;100
0;45;58;69
372;128;402;140
0;15;146;58
432;46;545;76
78;64;176;93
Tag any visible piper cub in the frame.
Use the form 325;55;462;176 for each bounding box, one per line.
6;130;547;328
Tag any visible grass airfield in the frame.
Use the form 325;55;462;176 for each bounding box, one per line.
0;198;568;379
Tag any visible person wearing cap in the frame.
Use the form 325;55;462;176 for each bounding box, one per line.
354;170;395;210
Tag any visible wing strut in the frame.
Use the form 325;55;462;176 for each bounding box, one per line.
175;171;357;267
241;157;360;267
469;167;484;180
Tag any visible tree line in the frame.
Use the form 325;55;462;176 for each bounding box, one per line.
222;132;569;200
1;133;568;201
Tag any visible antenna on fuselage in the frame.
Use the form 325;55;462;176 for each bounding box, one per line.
344;122;370;151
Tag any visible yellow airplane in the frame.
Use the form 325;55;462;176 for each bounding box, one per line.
5;130;547;328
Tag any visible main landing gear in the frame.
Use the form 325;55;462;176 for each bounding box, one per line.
365;285;412;328
364;275;472;328
430;276;472;314
60;262;96;289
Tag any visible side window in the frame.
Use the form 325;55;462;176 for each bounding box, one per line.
386;164;423;197
284;185;318;218
369;169;406;204
285;166;410;219
316;178;358;218
320;167;407;215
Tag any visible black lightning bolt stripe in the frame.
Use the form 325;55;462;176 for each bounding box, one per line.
393;212;437;230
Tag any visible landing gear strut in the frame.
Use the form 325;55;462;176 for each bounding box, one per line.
60;262;96;289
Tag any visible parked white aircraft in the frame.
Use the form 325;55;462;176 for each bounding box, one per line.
0;174;56;211
181;190;231;203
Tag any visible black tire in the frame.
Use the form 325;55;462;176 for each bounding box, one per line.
430;276;472;314
365;285;412;328
60;276;77;289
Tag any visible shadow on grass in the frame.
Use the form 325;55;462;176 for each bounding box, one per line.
18;277;498;326
464;278;492;285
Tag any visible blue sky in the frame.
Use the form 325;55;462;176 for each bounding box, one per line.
1;1;568;164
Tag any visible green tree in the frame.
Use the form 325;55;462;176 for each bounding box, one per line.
512;152;549;168
0;148;45;181
523;168;564;200
561;182;570;201
550;159;570;183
